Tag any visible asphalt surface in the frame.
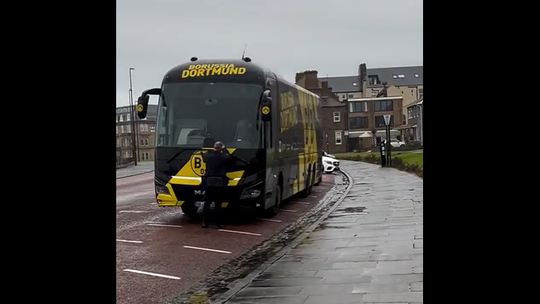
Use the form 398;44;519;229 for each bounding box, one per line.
116;172;337;304
220;161;423;304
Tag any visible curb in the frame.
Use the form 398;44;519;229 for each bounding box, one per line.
212;169;354;304
116;170;154;179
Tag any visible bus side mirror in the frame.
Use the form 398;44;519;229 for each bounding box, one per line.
137;95;149;119
261;91;272;122
137;88;161;119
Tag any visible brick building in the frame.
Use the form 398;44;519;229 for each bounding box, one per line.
116;104;157;166
295;71;348;153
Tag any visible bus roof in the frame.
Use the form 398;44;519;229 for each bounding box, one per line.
163;59;268;84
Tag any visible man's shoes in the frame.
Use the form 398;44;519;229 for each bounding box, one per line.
215;224;223;229
202;220;208;228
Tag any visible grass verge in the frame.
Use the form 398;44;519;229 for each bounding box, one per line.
334;151;423;178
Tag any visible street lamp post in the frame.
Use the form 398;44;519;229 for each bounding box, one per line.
129;68;138;166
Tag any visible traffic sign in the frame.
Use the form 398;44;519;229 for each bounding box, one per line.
383;114;392;126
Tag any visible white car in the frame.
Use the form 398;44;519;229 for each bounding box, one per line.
322;154;340;173
389;139;406;148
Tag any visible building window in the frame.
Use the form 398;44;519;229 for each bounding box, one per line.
349;101;367;113
348;94;354;99
375;115;394;128
335;131;342;145
140;138;149;146
408;107;413;119
119;115;124;122
116;126;119;134
150;125;155;132
349;117;368;129
374;100;393;112
418;88;423;99
371;90;378;97
120;125;124;133
126;113;131;121
126;124;131;132
333;111;340;122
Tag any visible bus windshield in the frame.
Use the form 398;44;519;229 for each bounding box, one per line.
156;82;263;149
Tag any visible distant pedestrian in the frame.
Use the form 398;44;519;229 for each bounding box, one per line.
201;141;229;228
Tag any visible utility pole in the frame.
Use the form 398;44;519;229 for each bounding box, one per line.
129;68;138;165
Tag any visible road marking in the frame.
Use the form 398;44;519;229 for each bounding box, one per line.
183;245;231;254
147;224;183;228
279;208;297;213
119;210;150;213
257;218;282;223
288;201;310;205
116;239;143;244
218;229;262;236
123;269;181;280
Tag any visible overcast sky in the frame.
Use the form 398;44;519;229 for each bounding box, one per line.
116;0;423;106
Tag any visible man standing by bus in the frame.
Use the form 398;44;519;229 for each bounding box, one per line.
201;141;230;228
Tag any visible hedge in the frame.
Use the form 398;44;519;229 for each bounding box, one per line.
334;152;423;178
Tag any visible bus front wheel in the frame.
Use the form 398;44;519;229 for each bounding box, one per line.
265;185;281;217
181;202;199;220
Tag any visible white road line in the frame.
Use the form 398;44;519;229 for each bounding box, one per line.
123;269;181;280
119;210;150;213
218;229;262;236
288;201;310;205
147;224;183;228
257;218;282;223
116;239;143;244
183;245;231;254
279;208;297;213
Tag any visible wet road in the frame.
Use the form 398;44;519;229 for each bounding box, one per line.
116;172;337;304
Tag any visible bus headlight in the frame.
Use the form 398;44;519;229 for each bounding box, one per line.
156;185;169;194
240;189;261;199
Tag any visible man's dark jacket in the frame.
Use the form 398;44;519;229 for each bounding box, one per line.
203;150;230;179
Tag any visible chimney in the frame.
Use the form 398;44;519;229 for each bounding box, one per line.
302;70;319;90
295;72;306;83
358;63;367;92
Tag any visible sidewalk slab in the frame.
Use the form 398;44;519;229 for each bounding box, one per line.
223;160;423;304
116;162;154;179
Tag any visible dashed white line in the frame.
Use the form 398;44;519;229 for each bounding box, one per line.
116;239;143;244
147;224;183;228
257;218;282;223
218;229;262;236
119;210;150;213
183;245;231;254
288;201;310;205
279;208;298;213
123;269;181;280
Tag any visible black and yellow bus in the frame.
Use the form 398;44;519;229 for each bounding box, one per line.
136;57;323;218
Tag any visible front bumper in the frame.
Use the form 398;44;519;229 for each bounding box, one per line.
323;160;340;173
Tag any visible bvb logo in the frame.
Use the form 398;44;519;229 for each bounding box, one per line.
261;106;270;115
136;104;144;112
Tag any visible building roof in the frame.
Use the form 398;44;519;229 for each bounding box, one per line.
318;75;359;93
321;96;343;107
367;66;423;87
318;65;423;92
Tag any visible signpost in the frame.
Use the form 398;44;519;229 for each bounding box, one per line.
383;114;392;166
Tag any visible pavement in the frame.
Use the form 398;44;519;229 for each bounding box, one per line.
220;160;423;304
116;172;339;304
116;161;154;179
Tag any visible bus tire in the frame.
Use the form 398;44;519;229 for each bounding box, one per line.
314;168;321;186
300;171;312;198
265;185;281;217
181;202;199;220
